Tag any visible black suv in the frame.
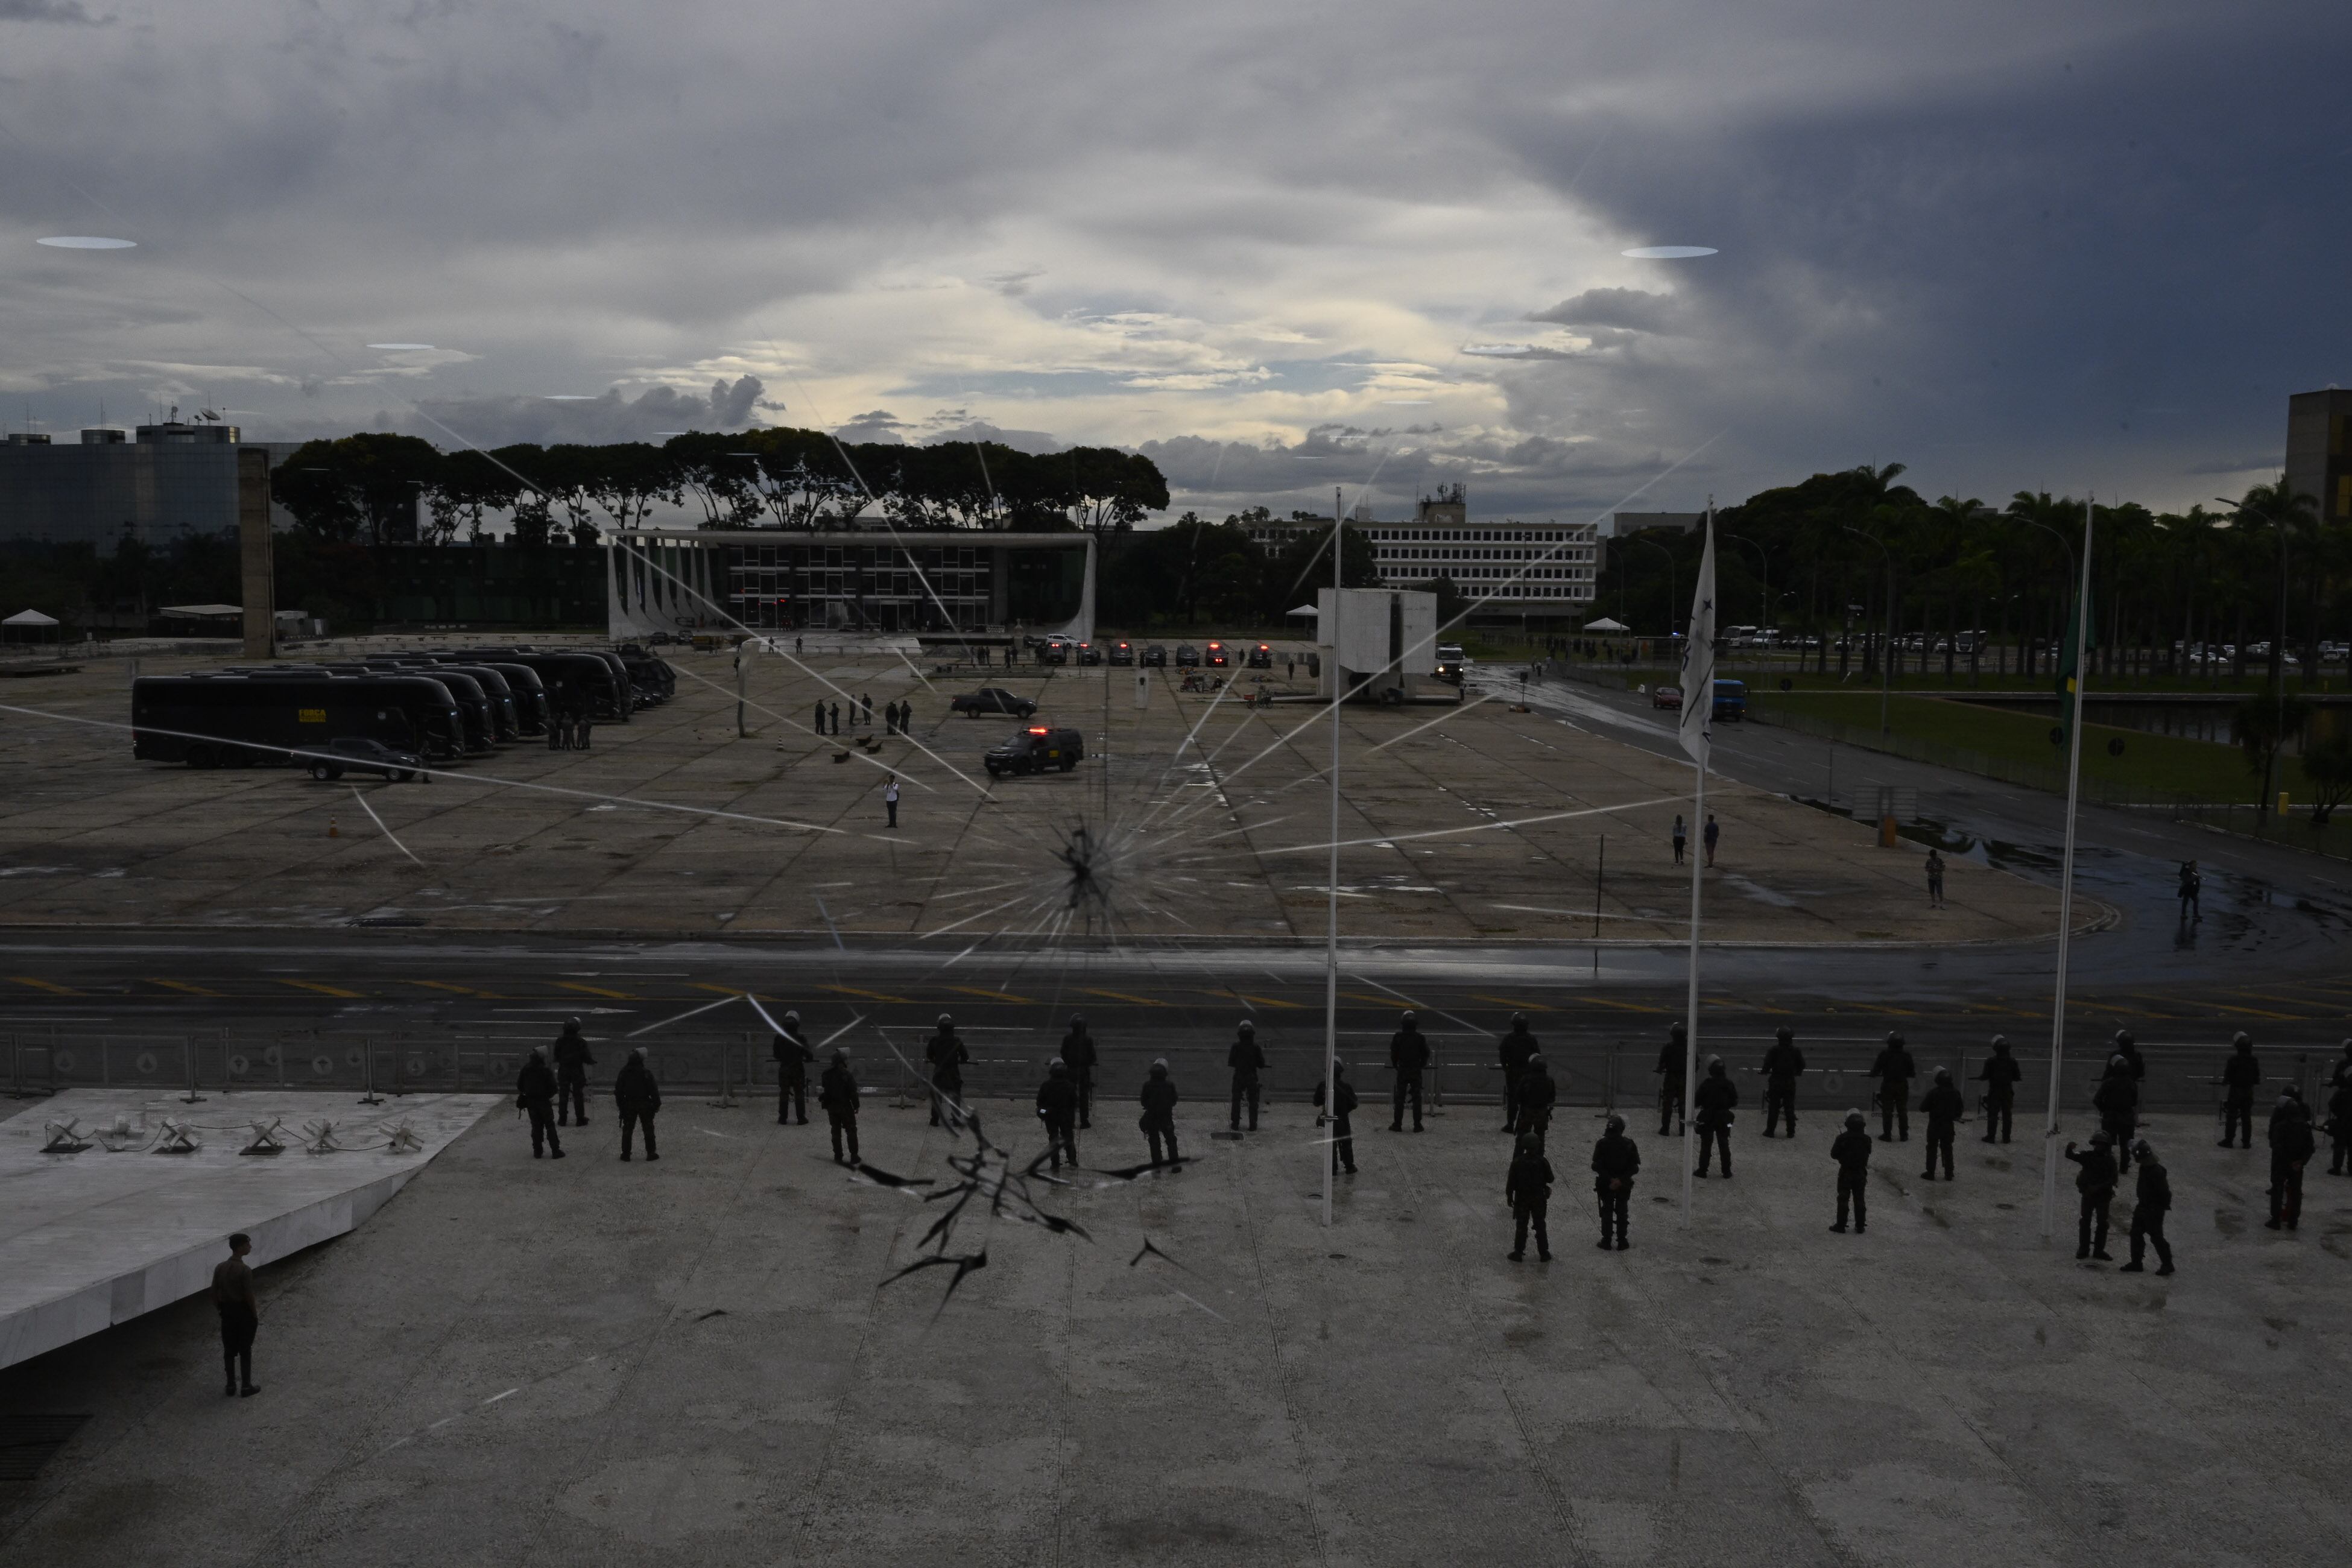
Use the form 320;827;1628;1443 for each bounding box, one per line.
1108;640;1136;666
985;725;1085;777
307;736;423;783
1140;644;1168;667
950;688;1038;719
1174;643;1200;666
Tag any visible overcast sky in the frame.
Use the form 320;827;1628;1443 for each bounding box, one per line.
4;1;2346;522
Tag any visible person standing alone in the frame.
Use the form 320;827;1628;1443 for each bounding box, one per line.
773;1013;812;1125
213;1233;261;1397
1702;813;1721;867
615;1046;661;1161
1505;1134;1554;1262
1671;814;1687;865
884;773;900;830
1925;849;1946;908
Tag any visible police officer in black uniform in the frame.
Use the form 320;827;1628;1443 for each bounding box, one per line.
2066;1131;2118;1260
2094;1054;2139;1172
2268;1087;2315;1230
1656;1023;1687;1137
2328;1072;2352;1177
1036;1060;1079;1171
2218;1032;2262;1148
1977;1035;2022;1143
1869;1031;1916;1142
2110;1028;2147;1085
615;1046;661;1162
1590;1113;1639;1250
820;1049;860;1165
1830;1110;1871;1232
552;1017;595;1127
1498;1013;1539;1134
773;1010;812;1126
1140;1058;1182;1169
925;1013;970;1127
516;1046;563;1159
1692;1055;1739;1178
1506;1133;1553;1262
1061;1014;1099;1128
1517;1053;1557;1143
1388;1010;1430;1132
1918;1067;1964;1180
1760;1026;1806;1138
2121;1139;2173;1274
1228;1019;1266;1132
1312;1062;1359;1174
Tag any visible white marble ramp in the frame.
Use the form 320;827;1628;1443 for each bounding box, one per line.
0;1089;499;1370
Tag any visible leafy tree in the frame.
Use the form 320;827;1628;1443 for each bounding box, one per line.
429;449;520;544
2234;685;2310;792
271;433;441;545
2303;730;2352;827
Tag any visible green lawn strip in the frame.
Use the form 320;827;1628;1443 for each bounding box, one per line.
1747;689;2315;805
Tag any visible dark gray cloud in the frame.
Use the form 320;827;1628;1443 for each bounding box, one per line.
923;420;1064;455
0;0;104;22
1528;288;1682;334
407;376;763;447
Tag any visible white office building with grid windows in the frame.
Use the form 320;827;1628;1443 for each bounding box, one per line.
1363;489;1596;619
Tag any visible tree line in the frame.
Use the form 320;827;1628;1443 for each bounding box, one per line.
1601;464;2342;691
269;429;1172;546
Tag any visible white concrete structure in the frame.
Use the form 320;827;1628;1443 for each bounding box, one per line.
1315;586;1447;702
0;1090;499;1370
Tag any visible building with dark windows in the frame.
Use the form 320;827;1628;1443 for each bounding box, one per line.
2286;388;2352;526
1241;486;1598;621
0;420;303;552
605;528;1095;642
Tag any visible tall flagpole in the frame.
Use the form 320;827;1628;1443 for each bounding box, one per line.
2039;496;2094;1241
1323;488;1342;1227
1679;505;1717;1222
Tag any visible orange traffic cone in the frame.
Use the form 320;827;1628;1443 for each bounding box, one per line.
328;816;340;838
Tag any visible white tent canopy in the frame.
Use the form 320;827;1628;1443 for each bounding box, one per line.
2;609;60;627
1286;604;1320;617
1582;616;1630;632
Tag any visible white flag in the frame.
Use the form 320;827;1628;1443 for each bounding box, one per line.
1678;509;1716;768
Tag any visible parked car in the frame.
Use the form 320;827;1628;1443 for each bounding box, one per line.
1076;642;1102;665
950;688;1038;719
1206;640;1229;667
308;736;423;782
1040;638;1070;665
1651;684;1683;710
1108;640;1136;666
1245;642;1272;669
1174;643;1200;666
1141;644;1168;667
985;724;1086;777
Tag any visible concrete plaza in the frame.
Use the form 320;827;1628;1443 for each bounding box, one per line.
0;643;2072;946
0;1090;2339;1566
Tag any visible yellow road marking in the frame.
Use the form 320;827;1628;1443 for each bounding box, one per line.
1569;996;1670;1015
552;981;637;1000
406;979;499;997
9;976;77;994
688;982;746;996
277;979;363;999
819;984;911;1004
947;985;1036;1004
2128;993;2293;1022
1230;991;1306;1010
1341;990;1408;1008
148;978;223;997
1083;988;1169;1007
1471;994;1554;1012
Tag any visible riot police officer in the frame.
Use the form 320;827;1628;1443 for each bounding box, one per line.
1313;1063;1359;1174
1760;1026;1806;1138
1517;1053;1558;1143
1506;1133;1554;1262
1590;1114;1639;1250
1498;1013;1539;1134
925;1013;970;1127
1036;1060;1080;1171
1918;1067;1964;1180
2268;1087;2315;1230
1228;1019;1266;1132
1830;1110;1871;1232
1389;1010;1430;1132
2094;1054;2139;1172
773;1011;812;1126
2218;1033;2262;1148
1977;1035;2021;1143
551;1017;595;1128
820;1049;860;1165
1868;1031;1916;1142
1061;1013;1099;1128
1140;1058;1182;1169
2066;1131;2119;1260
1655;1023;1688;1137
1692;1055;1739;1178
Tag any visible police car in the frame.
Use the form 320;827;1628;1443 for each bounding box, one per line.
984;724;1086;777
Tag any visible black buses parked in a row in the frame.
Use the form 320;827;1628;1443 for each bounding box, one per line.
131;673;469;768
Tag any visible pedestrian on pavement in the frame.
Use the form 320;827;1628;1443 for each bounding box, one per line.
2268;1087;2315;1230
1671;814;1687;865
861;693;874;726
2066;1132;2119;1260
1830;1110;1873;1232
1760;1026;1806;1137
829;700;840;735
213;1233;261;1397
1590;1113;1639;1250
2219;1032;2262;1148
1978;1035;2021;1143
1517;1053;1557;1143
773;1012;812;1125
2110;1028;2147;1083
2122;1139;2175;1274
575;707;593;751
2326;1037;2352;1091
516;1046;563;1159
2328;1075;2352;1176
1925;849;1946;908
1037;1060;1080;1171
1388;1009;1430;1132
1919;1067;1964;1180
812;700;826;735
925;1014;970;1127
1313;1062;1359;1174
821;1050;861;1165
552;1016;595;1127
1869;1031;1916;1142
794;635;803;656
1228;1019;1266;1131
1655;1022;1687;1137
1693;1055;1739;1177
1497;1013;1540;1134
616;1046;661;1161
884;773;900;830
1506;1133;1554;1262
1702;814;1721;867
549;707;567;750
2094;1055;2139;1172
2178;859;2201;922
1061;1014;1099;1128
1140;1058;1183;1170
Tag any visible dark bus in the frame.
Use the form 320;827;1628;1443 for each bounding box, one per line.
132;674;467;767
458;649;629;721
